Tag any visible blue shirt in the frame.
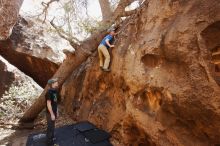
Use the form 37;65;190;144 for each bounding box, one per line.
100;34;114;49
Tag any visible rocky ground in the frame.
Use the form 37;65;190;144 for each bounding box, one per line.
0;109;75;146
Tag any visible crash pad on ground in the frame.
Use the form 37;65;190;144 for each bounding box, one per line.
26;121;112;146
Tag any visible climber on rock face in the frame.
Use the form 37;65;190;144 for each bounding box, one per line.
98;28;116;72
45;78;60;146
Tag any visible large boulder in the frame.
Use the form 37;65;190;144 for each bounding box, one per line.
0;55;42;121
61;0;220;146
6;17;72;64
0;0;23;40
0;17;74;87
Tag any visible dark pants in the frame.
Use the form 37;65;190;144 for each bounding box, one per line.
46;113;55;146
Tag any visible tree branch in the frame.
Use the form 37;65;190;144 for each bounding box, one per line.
50;19;80;50
101;0;136;26
114;0;149;35
121;9;137;17
40;0;59;23
113;0;136;17
50;19;93;55
99;0;113;21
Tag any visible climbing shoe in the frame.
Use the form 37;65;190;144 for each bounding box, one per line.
52;137;56;141
102;68;111;72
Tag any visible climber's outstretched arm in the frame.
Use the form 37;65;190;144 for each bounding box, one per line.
105;39;115;48
47;100;55;120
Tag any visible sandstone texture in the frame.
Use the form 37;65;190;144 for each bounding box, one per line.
60;1;220;145
0;0;23;40
1;0;220;145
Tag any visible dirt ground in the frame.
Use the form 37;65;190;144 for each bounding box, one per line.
0;109;75;146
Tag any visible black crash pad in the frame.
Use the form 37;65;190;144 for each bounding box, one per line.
26;121;112;146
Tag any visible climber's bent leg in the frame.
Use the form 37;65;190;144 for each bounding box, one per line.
98;45;104;68
100;45;110;69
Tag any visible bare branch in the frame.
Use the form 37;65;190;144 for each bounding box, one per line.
50;19;92;55
40;0;59;23
50;19;80;49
